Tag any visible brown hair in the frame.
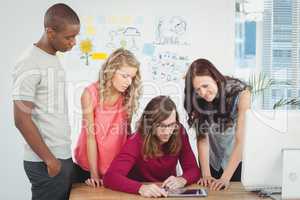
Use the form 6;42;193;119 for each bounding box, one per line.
137;96;182;159
184;58;248;140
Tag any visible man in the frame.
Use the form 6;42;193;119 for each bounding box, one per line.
12;3;80;200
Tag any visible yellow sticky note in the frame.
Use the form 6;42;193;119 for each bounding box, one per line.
86;25;96;36
91;52;108;60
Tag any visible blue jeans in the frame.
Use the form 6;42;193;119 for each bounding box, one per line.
23;158;74;200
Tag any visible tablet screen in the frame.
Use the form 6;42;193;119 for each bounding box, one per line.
167;188;208;197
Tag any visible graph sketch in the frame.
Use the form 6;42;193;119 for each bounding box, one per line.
149;51;190;82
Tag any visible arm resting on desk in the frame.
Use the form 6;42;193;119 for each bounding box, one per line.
103;134;142;194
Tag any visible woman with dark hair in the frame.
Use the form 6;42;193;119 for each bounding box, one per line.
184;58;251;191
103;96;200;198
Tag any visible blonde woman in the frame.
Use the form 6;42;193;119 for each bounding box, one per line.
74;48;142;187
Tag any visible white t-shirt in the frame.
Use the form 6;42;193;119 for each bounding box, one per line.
12;45;71;161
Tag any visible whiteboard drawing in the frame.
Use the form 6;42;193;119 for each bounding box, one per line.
106;28;125;49
123;27;141;50
149;51;189;82
105;26;141;51
155;16;188;45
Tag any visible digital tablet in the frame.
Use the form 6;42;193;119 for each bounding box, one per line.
167;188;208;197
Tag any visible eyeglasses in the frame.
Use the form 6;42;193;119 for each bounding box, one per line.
157;122;179;131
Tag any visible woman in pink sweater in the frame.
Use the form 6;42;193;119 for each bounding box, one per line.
103;96;201;198
74;48;141;187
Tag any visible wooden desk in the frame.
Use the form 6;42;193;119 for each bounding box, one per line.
70;182;271;200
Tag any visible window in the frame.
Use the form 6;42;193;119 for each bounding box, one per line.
235;0;300;110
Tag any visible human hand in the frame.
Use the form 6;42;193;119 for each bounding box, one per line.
197;176;216;187
85;177;103;187
138;183;168;198
85;173;102;187
46;158;62;177
210;178;229;191
162;176;187;190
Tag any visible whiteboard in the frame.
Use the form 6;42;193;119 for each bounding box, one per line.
62;0;235;154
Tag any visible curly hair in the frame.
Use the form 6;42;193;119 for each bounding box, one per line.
98;48;142;122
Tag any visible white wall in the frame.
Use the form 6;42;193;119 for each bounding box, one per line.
0;1;234;199
0;1;76;199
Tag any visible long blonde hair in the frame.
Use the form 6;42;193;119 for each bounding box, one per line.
99;48;142;122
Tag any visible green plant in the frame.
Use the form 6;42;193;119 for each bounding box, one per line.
248;72;275;98
273;98;300;109
247;72;300;109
